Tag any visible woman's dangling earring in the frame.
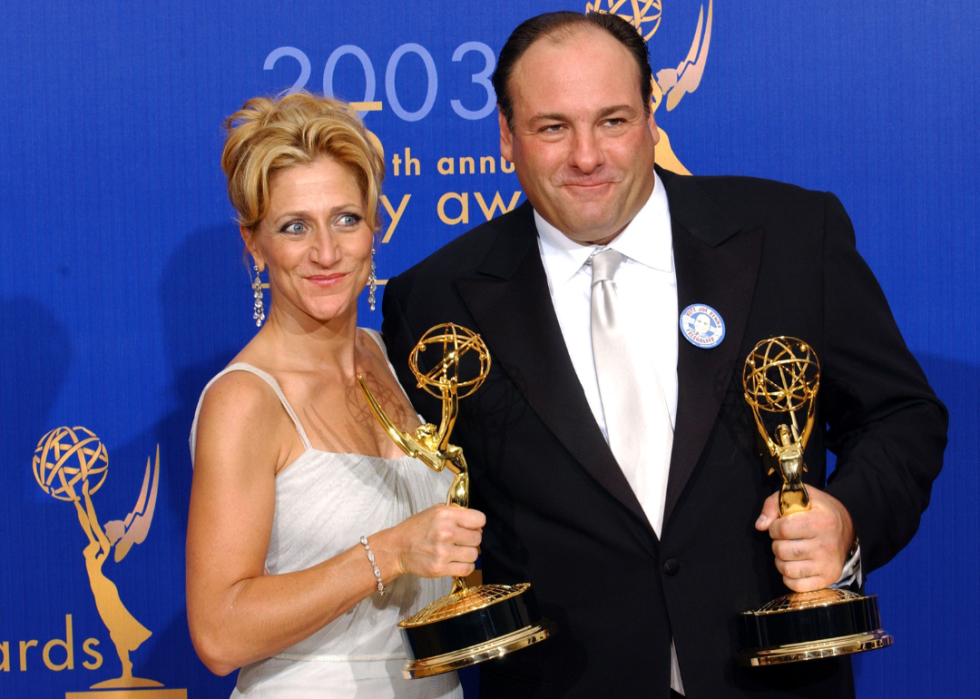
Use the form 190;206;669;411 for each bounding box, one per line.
367;248;377;312
252;264;266;327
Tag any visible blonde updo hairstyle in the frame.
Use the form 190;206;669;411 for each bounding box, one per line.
221;91;385;240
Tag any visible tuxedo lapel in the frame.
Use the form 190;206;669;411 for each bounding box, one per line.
660;170;765;527
454;204;653;531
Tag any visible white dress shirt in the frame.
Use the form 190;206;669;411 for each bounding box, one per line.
536;172;678;531
534;171;860;695
536;172;689;693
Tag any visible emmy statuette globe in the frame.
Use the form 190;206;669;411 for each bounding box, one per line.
33;426;110;501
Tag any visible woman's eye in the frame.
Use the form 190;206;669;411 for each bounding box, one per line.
338;213;362;227
280;221;306;235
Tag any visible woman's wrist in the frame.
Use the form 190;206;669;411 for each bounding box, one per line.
360;527;404;583
358;536;386;595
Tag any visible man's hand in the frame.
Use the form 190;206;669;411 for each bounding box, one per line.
755;485;856;592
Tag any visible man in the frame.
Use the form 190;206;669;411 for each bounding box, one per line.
382;11;946;698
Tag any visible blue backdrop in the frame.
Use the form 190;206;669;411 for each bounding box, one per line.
1;1;976;696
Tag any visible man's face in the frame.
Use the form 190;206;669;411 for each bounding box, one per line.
694;314;711;335
499;28;659;246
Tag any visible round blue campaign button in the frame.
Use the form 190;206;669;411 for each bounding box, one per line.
679;304;726;349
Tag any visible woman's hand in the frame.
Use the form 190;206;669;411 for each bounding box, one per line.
378;504;485;580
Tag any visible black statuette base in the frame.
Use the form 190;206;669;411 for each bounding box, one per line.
401;586;543;660
738;593;893;666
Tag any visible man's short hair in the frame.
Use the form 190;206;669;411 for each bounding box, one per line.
492;11;654;131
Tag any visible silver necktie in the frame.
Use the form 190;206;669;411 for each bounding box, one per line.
590;248;674;535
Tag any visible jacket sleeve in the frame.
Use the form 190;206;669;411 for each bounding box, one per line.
819;192;948;575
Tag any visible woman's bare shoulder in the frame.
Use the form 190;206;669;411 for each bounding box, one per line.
200;368;283;422
195;368;294;470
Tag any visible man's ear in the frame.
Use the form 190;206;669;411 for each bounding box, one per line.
240;225;264;271
647;109;661;147
498;107;514;164
647;110;660;145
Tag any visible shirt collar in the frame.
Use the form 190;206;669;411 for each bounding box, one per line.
535;171;673;286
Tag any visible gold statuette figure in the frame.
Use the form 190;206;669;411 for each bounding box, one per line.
738;337;893;666
357;323;550;679
33;426;186;696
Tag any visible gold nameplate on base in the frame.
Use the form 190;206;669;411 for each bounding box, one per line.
744;631;894;667
66;691;187;699
357;324;551;678
737;338;893;666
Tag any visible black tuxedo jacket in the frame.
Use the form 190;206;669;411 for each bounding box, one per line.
382;168;947;698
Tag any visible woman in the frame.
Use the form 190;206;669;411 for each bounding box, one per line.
186;92;482;698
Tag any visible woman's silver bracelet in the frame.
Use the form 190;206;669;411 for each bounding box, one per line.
359;535;385;596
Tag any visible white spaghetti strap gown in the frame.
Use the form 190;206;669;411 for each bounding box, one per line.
189;330;462;699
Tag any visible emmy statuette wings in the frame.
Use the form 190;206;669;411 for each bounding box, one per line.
357;323;551;679
738;337;893;666
111;451;161;563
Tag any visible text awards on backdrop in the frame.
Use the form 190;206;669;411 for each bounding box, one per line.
33;427;187;698
357;324;551;679
737;338;893;666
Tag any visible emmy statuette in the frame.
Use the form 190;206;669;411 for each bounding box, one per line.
357;323;550;679
33;427;187;697
738;337;893;666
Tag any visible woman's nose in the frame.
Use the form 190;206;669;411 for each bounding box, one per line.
310;227;340;265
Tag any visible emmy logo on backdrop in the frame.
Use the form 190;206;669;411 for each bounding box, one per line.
33;426;186;698
737;338;893;666
586;0;713;175
357;324;551;679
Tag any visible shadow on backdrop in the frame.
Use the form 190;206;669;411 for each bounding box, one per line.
105;224;250;694
0;297;73;630
0;297;72;467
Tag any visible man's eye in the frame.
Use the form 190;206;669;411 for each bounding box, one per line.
541;124;563;133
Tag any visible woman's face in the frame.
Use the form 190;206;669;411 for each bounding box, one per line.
246;158;374;326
